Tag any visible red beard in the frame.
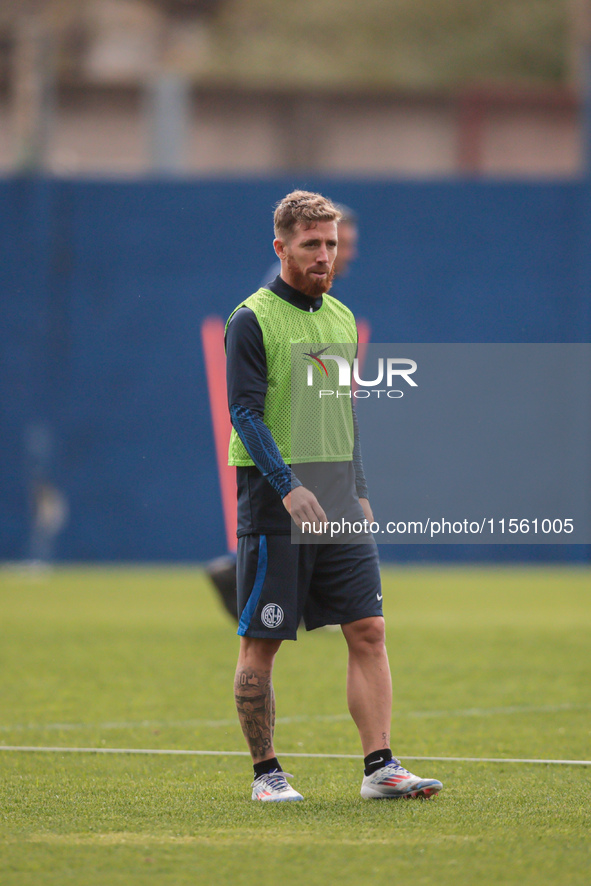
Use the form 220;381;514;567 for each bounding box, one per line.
285;254;336;298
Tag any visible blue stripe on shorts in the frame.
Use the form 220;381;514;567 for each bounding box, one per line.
237;534;268;636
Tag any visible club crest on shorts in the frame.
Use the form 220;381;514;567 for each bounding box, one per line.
261;603;284;628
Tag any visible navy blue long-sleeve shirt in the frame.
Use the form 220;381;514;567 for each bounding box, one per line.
226;275;369;537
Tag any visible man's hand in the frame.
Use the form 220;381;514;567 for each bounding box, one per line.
359;498;375;524
282;486;327;532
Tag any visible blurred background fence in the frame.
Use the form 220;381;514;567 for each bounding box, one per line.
2;176;590;563
1;0;590;564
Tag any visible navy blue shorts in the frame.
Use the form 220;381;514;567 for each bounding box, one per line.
236;535;383;640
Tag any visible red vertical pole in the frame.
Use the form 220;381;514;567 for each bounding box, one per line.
354;318;371;394
201;315;237;553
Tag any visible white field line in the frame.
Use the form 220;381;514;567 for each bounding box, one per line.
1;702;589;734
0;745;590;767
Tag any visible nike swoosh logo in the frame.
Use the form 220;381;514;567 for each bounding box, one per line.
377;593;383;601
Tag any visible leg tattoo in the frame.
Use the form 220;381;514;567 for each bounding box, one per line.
234;667;275;761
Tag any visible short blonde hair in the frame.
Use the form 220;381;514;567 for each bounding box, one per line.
274;190;341;239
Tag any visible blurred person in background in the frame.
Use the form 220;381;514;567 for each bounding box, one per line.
25;423;69;569
206;203;359;621
28;481;69;567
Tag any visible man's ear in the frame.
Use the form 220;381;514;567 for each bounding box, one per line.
273;237;286;260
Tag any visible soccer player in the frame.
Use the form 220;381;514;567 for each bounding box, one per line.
225;190;443;802
206;204;359;621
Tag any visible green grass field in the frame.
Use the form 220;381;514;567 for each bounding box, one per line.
1;565;590;885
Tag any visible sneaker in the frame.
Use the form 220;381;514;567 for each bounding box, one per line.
360;759;443;799
251;770;304;802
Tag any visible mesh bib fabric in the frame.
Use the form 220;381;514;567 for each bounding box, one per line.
227;288;358;467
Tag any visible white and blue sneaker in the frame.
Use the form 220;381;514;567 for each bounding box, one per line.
251;770;304;802
360;759;443;799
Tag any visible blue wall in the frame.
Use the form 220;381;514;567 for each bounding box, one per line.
1;177;589;562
